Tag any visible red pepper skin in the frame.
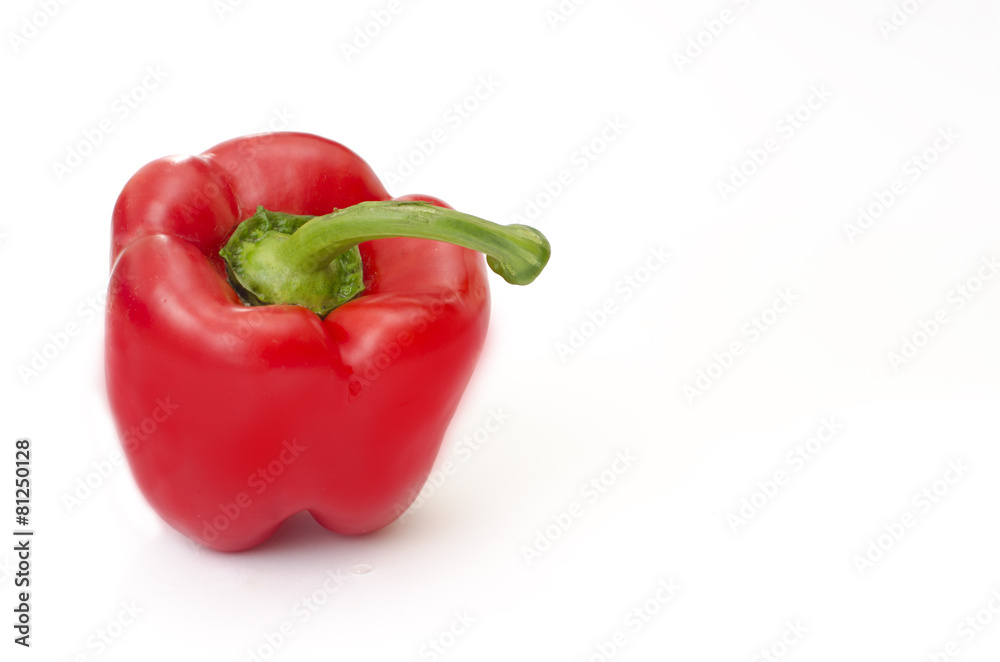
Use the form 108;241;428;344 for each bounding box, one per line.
106;133;489;551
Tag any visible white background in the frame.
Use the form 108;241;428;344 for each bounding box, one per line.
3;0;1000;660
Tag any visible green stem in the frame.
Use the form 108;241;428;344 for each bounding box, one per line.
287;201;549;284
220;201;550;317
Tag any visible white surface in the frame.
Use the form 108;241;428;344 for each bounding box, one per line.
3;0;1000;660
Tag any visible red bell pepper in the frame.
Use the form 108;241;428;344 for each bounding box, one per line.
105;132;549;551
